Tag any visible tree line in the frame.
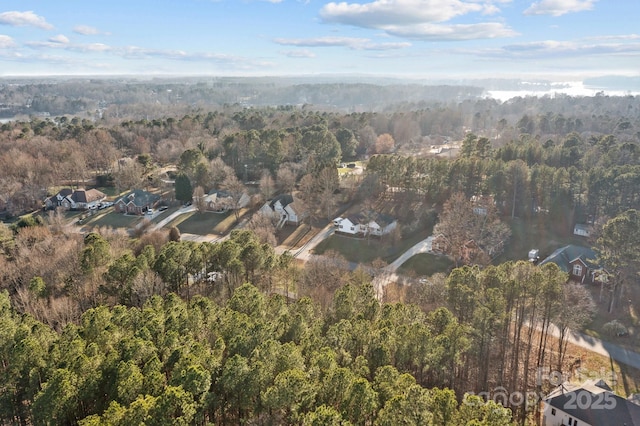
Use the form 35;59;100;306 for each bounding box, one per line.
366;133;640;228
1;211;608;424
1;92;638;216
1;281;516;425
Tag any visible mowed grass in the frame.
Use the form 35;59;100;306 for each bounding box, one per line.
85;211;142;229
173;210;246;235
313;228;430;264
397;253;454;277
494;216;587;264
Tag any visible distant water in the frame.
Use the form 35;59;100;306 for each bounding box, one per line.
486;81;640;102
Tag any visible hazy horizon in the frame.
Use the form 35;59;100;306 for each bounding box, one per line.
1;1;639;81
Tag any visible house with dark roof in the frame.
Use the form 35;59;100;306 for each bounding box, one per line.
539;245;608;284
334;212;397;237
44;188;106;210
259;194;306;227
114;189;160;215
541;379;640;426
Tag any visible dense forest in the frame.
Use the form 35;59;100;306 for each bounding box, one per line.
1;83;640;424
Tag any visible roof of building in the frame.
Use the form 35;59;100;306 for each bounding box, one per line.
208;189;232;198
345;211;395;227
574;223;590;231
539;244;602;273
71;188;106;203
270;194;294;209
545;380;640;425
58;188;73;197
115;189;159;207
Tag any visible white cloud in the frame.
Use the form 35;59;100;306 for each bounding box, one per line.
319;0;515;41
0;35;16;48
73;25;100;35
384;22;518;40
320;0;483;27
476;39;640;59
524;0;596;16
274;36;411;50
49;34;69;44
0;11;53;30
281;49;316;58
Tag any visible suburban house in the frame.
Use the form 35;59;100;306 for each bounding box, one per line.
259;194;306;227
541;379;640;426
573;223;591;238
203;190;249;212
333;212;397;237
538;245;608;284
44;188;106;210
114;189;160;215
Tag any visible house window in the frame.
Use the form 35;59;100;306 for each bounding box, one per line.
572;264;583;276
551;408;556;415
350;226;355;231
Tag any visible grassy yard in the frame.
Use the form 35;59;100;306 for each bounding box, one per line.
84;211;142;229
494;216;588;264
280;224;312;248
173;210;244;235
313;228;430;264
397;253;454;277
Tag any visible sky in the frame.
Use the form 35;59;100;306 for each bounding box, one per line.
0;0;638;81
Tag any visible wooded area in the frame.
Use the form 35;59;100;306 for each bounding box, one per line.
1;83;639;425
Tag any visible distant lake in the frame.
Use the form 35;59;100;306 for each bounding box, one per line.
486;81;640;102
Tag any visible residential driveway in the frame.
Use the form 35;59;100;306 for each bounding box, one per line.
153;205;195;230
371;235;435;298
288;223;335;261
386;235;434;271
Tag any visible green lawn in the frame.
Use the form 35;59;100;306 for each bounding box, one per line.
85;211;141;229
397;253;454;277
174;210;240;235
494;216;587;264
313;228;430;264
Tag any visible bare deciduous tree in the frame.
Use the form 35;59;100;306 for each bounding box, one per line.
193;186;206;213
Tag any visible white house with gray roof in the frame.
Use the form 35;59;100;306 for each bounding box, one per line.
541;379;640;426
334;212;397;237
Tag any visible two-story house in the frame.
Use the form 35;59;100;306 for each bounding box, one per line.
538;245;608;285
541;379;640;426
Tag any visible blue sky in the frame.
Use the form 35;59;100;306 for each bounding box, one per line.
0;0;638;80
